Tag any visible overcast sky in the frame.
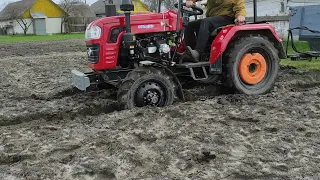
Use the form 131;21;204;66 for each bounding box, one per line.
0;0;97;11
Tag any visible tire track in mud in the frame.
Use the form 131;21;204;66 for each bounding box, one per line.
0;101;117;126
2;71;319;127
1;62;319;127
0;83;229;127
0;87;119;126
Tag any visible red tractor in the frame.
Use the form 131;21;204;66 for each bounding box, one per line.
71;0;286;110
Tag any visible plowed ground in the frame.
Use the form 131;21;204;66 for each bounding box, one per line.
0;40;319;180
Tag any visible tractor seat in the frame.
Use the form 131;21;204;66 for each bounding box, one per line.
210;24;235;36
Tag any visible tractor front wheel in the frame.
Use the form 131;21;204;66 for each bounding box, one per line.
223;35;280;95
117;66;176;110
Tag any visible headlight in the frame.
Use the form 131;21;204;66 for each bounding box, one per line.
85;25;101;40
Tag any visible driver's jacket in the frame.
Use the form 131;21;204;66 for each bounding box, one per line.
192;0;247;19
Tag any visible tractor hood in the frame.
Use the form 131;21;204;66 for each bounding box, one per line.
97;10;178;24
86;10;181;37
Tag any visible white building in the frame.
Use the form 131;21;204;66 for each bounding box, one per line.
196;0;320;38
244;0;320;38
0;0;96;35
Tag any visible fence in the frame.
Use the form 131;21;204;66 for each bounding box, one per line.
0;26;6;35
0;24;13;35
65;17;97;33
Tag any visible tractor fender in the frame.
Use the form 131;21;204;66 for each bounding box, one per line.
209;24;286;65
139;61;185;101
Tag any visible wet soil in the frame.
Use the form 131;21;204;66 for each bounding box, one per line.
0;39;319;179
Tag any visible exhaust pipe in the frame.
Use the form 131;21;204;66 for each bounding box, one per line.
120;0;135;53
104;0;117;17
176;0;182;33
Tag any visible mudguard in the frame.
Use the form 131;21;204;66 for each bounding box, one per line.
209;24;286;65
139;61;185;101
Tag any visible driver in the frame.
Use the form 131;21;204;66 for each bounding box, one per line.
184;0;247;62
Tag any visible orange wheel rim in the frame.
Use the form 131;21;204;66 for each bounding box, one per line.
239;53;267;85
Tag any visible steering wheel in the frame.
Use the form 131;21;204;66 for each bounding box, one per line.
174;2;203;16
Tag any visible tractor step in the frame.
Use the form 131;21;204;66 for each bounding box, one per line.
175;62;210;68
175;62;209;81
175;60;223;81
189;66;208;80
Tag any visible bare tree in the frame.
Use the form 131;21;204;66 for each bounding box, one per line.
59;0;84;33
162;0;176;11
143;0;159;12
5;3;33;35
15;19;32;35
143;0;176;12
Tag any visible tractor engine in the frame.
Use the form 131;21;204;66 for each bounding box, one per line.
136;34;173;62
118;0;178;66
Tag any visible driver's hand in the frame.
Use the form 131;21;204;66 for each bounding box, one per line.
186;0;194;8
236;16;246;25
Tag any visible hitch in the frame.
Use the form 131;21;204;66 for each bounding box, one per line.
286;26;320;61
71;70;102;91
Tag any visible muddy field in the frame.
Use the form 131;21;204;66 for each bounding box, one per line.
0;39;319;180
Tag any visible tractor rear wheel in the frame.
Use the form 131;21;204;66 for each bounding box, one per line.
223;35;280;95
117;66;176;110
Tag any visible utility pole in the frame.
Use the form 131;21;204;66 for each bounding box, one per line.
253;0;257;23
158;0;162;13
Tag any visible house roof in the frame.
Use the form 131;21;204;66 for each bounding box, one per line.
0;0;67;21
90;0;149;15
59;4;96;17
0;0;35;21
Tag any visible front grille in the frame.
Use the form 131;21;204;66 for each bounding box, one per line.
87;44;100;64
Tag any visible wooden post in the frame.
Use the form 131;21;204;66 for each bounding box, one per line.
253;0;257;23
158;0;162;13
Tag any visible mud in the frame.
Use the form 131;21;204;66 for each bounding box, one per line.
0;39;86;58
0;40;319;179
